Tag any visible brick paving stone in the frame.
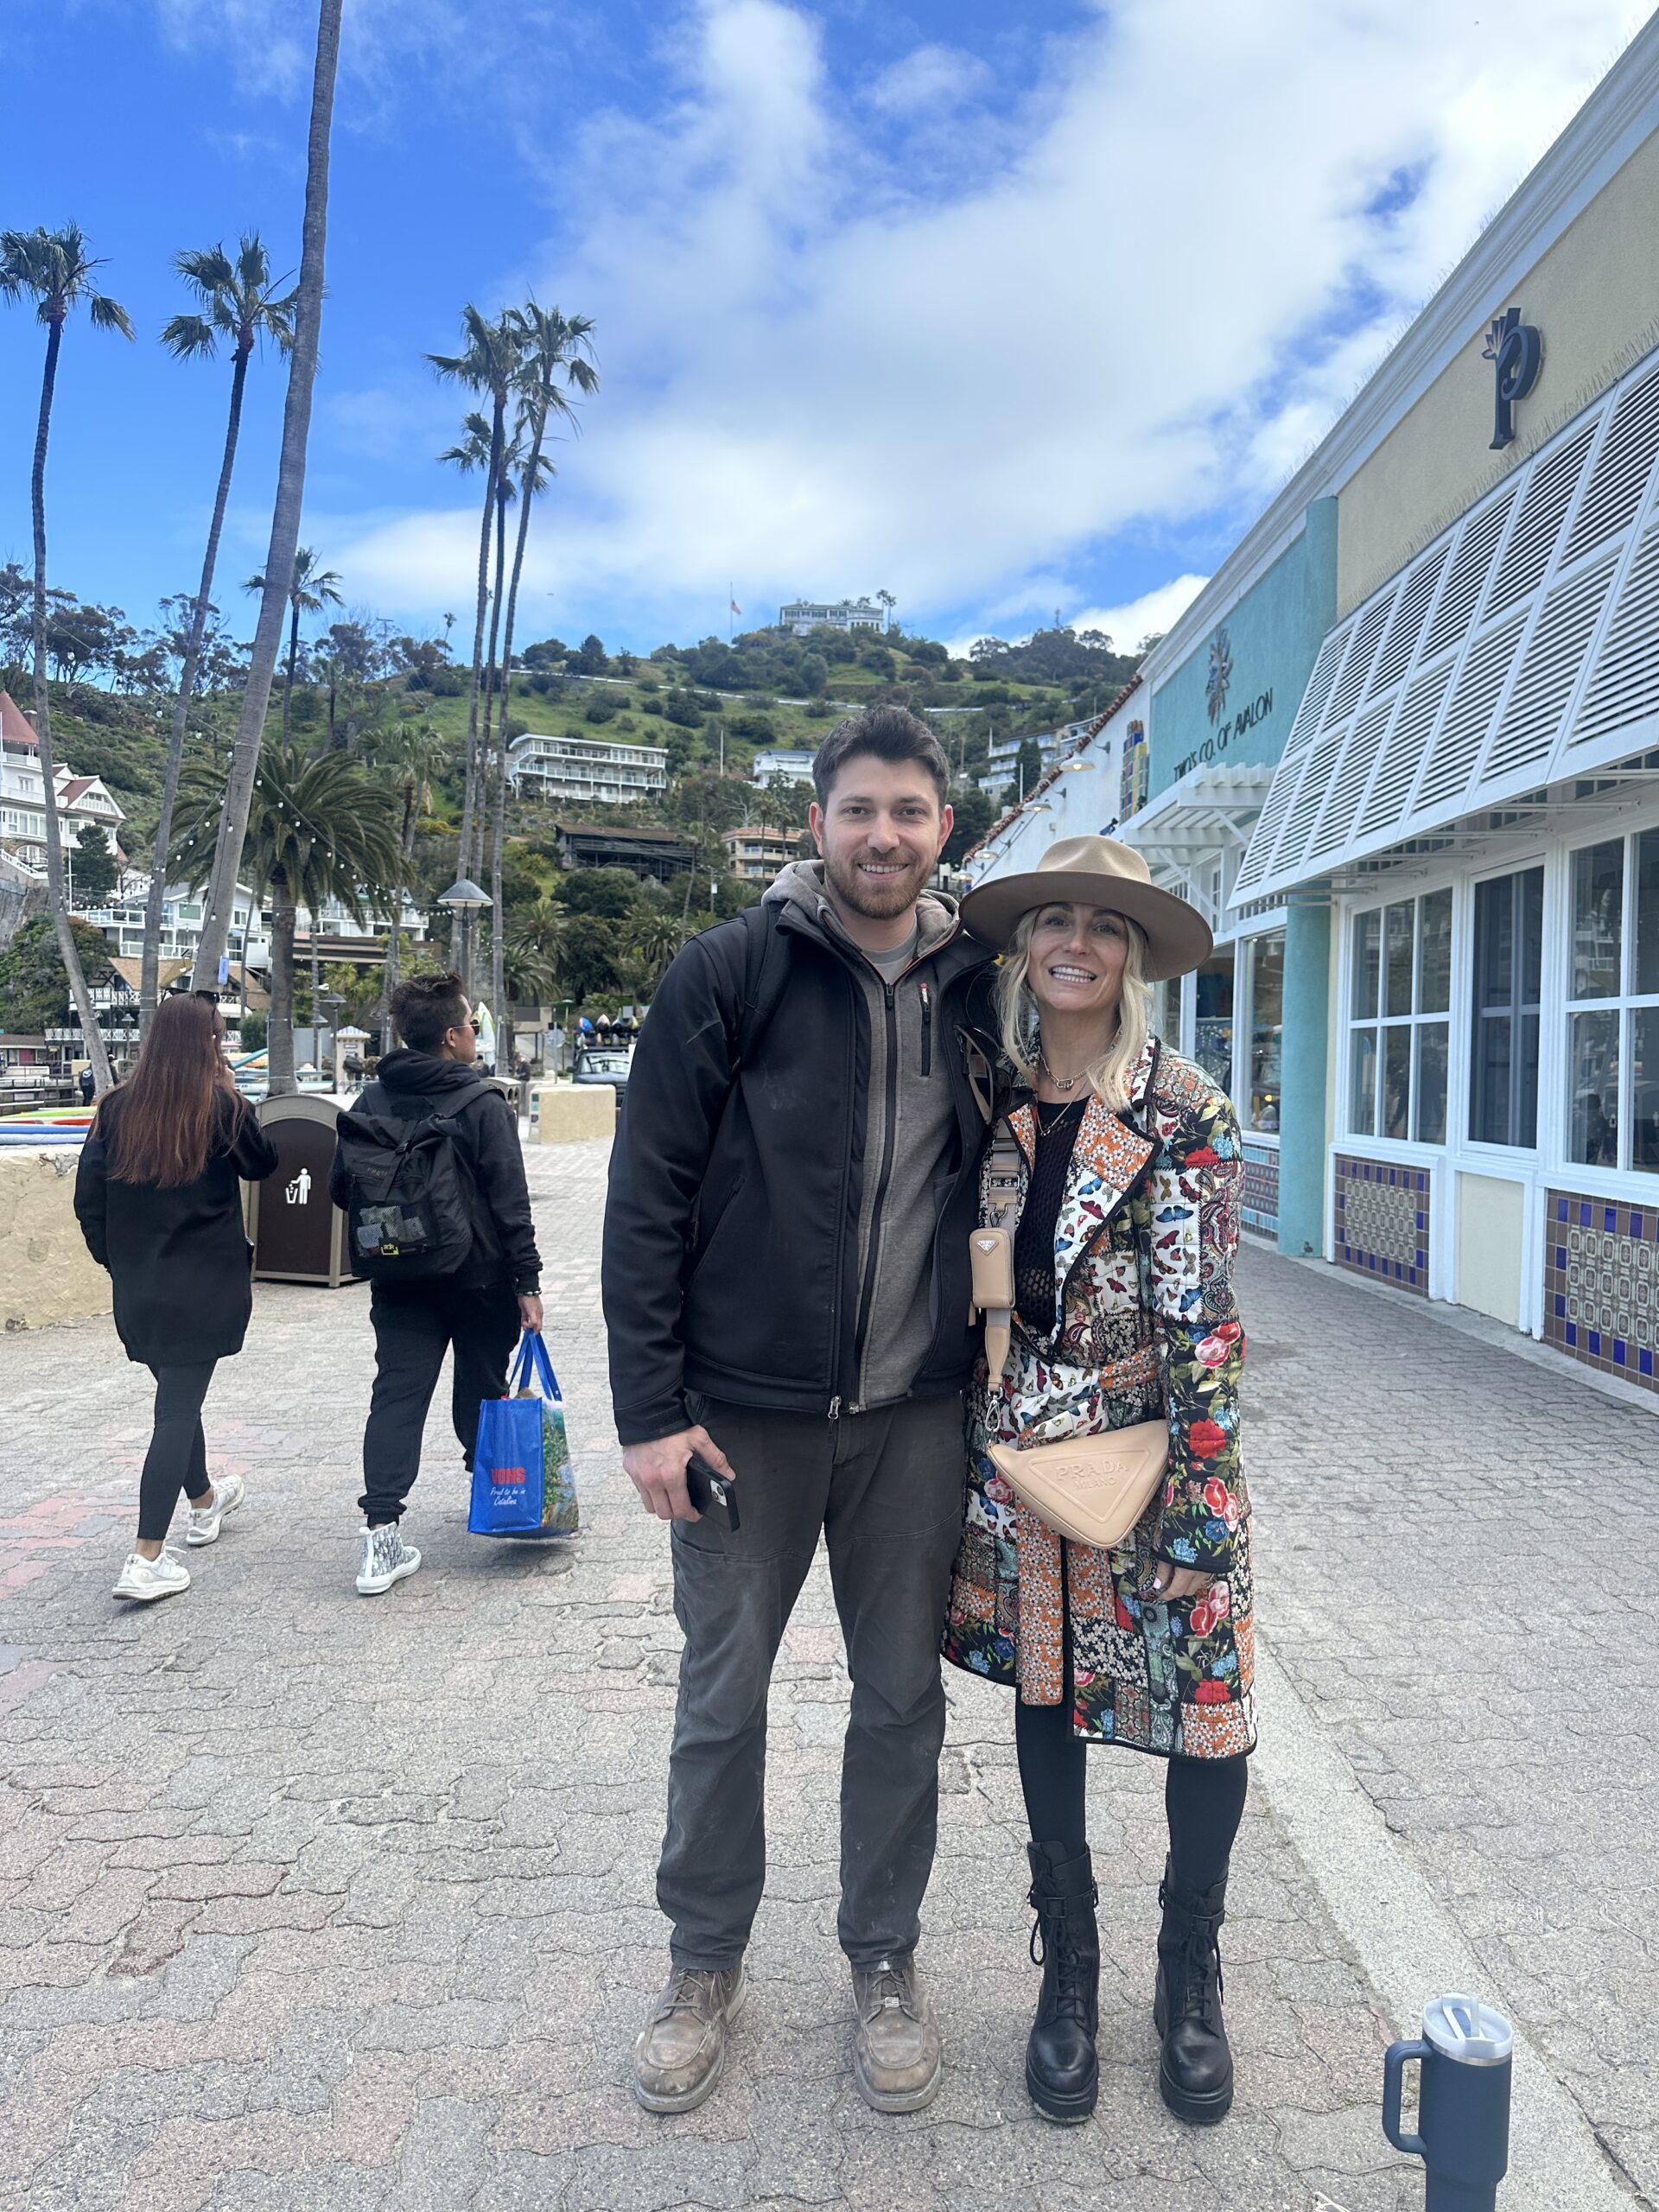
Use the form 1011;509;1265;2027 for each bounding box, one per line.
0;1132;1610;2211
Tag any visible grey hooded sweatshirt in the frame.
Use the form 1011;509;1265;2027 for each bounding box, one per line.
764;860;969;1411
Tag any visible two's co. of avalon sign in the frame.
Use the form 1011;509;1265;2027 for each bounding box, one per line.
1172;624;1274;780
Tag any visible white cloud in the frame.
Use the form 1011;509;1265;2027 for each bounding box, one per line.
327;0;1655;643
868;43;991;117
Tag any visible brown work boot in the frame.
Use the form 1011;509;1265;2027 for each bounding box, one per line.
632;1962;747;2113
850;1955;943;2113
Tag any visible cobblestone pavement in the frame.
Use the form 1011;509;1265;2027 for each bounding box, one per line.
0;1137;1641;2211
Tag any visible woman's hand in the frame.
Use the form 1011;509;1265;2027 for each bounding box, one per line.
1140;1564;1214;1605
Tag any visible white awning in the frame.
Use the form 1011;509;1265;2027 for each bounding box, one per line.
1233;343;1659;903
1120;763;1276;870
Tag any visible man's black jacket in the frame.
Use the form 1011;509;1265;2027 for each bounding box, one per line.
328;1050;541;1294
602;893;996;1446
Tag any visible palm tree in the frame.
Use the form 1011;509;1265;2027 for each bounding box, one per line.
0;224;134;1092
429;306;520;924
365;719;451;1049
630;908;683;989
487;301;597;1033
189;0;344;993
172;746;397;1096
139;234;296;1030
244;544;341;741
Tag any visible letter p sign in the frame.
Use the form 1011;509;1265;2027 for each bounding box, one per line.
1484;307;1542;450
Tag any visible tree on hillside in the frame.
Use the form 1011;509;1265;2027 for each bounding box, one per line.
172;745;397;1096
1;220;135;1092
142;232;296;1029
429;305;520;949
486;300;597;1036
244;545;342;741
0;913;115;1039
68;824;121;906
190;0;345;993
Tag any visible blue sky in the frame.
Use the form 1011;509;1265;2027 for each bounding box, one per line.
3;0;1651;659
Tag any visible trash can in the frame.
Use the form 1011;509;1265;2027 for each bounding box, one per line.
246;1093;357;1287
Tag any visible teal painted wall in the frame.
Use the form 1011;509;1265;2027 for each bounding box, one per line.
1149;499;1338;798
1277;899;1331;1257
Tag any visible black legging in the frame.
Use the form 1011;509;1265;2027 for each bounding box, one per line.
137;1362;217;1541
1015;1694;1248;1894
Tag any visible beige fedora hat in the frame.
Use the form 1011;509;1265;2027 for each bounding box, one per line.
958;834;1213;982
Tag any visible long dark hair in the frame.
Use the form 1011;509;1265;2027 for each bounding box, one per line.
99;993;240;1187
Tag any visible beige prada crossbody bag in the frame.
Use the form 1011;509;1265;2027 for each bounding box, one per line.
969;1117;1167;1553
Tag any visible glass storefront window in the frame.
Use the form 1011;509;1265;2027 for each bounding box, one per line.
1352;909;1381;1020
1385;902;1414;1017
1347;892;1454;1145
1193;953;1234;1099
1564;830;1659;1175
1416;1024;1449;1144
1471;868;1542;1147
1246;932;1284;1134
1569;1011;1620;1166
1572;841;1623;998
1350;1027;1377;1137
1420;888;1452;1014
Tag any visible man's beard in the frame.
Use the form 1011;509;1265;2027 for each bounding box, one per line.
823;844;929;920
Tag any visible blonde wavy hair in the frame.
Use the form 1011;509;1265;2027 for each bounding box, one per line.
994;904;1154;1112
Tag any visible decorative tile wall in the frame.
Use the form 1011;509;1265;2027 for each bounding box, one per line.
1242;1141;1280;1238
1543;1190;1659;1391
1332;1155;1430;1293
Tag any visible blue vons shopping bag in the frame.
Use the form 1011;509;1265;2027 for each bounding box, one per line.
468;1333;550;1535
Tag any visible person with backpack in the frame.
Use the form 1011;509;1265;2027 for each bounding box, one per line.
330;972;542;1597
603;706;997;2118
73;991;280;1603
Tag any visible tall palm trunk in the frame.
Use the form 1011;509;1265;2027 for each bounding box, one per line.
309;912;322;1073
489;419;549;1049
475;467;509;887
29;313;112;1091
190;0;342;990
141;337;251;1031
282;598;301;741
451;408;502;965
382;772;415;1052
267;871;296;1097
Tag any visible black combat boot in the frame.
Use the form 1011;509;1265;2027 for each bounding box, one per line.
1154;1859;1233;2124
1024;1841;1101;2124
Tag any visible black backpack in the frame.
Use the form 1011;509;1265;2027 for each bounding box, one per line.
333;1078;497;1281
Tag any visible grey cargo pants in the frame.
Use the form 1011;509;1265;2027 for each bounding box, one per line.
659;1391;966;1972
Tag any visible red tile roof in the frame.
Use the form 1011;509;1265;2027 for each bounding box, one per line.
0;691;38;748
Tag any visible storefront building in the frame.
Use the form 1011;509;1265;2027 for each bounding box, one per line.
966;17;1659;1389
1230;18;1659;1388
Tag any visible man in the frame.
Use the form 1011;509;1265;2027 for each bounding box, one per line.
330;972;543;1597
603;705;995;2117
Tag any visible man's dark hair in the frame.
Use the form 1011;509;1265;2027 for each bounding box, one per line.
391;971;469;1052
811;703;950;810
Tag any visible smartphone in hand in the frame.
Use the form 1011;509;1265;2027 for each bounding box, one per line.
684;1451;741;1531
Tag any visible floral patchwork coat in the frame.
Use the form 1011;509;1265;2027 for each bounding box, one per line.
942;1038;1255;1759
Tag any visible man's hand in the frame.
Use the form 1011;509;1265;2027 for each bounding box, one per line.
622;1424;734;1523
518;1294;543;1334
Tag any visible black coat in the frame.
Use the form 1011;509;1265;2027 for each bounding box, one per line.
327;1050;542;1293
602;897;997;1446
74;1088;280;1367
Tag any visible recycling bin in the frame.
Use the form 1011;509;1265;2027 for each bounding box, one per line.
246;1093;357;1287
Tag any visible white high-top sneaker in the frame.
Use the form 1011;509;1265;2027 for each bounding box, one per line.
186;1471;247;1547
112;1549;191;1602
356;1523;423;1595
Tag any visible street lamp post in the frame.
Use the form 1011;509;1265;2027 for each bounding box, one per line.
318;988;344;1087
436;878;492;1003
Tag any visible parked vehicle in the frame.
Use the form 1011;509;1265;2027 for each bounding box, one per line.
573;1043;631;1091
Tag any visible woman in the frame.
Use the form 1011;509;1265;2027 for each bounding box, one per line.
75;992;280;1603
944;836;1252;2129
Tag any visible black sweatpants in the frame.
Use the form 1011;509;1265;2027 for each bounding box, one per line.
137;1361;217;1541
359;1278;520;1523
659;1391;966;1972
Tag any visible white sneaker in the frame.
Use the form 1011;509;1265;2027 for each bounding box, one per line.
356;1523;423;1596
112;1548;191;1602
185;1471;247;1547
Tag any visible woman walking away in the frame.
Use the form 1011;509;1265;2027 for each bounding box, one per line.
944;837;1252;2129
75;993;279;1602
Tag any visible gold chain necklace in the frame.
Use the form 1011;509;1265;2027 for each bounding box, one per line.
1037;1046;1091;1093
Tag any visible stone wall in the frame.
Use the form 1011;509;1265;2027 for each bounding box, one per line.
0;1148;111;1332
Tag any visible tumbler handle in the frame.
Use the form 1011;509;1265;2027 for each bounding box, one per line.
1382;2038;1429;2158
